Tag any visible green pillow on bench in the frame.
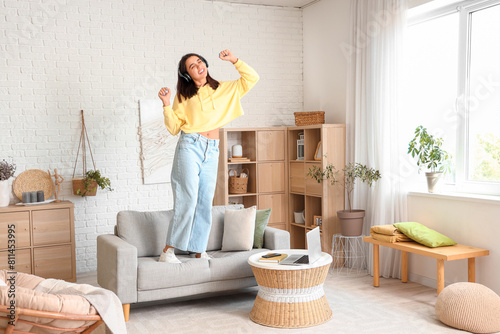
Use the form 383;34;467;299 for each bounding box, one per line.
393;222;457;248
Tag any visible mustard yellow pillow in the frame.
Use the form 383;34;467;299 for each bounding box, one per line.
393;222;456;248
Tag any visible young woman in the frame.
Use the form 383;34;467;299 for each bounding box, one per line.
157;49;259;263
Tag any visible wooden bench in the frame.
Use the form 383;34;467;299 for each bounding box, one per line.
363;236;489;295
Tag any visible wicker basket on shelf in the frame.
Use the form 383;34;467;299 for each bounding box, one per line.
294;111;325;126
228;168;249;194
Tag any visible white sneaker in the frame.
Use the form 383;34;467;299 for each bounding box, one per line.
158;248;181;263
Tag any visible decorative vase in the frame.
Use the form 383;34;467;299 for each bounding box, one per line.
425;172;443;193
338;210;365;236
72;178;98;197
0;180;11;207
232;144;243;158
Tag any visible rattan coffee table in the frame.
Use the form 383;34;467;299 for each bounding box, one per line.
248;249;333;328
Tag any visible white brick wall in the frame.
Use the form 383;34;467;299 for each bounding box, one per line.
0;0;303;273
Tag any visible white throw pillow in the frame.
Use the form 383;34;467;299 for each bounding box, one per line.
0;278;6;287
222;206;257;251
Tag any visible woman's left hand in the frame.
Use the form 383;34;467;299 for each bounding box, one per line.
219;49;238;64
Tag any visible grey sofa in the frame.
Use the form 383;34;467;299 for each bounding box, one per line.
96;204;290;320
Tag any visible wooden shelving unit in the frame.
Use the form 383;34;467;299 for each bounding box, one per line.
287;124;346;254
214;124;345;253
214;127;288;230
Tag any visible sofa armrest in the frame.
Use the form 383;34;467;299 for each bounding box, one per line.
263;227;290;250
97;234;138;304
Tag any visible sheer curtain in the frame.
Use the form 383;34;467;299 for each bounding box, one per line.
345;0;408;278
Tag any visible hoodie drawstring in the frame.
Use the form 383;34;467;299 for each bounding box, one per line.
197;89;217;112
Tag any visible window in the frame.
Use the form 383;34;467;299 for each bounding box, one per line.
402;0;500;195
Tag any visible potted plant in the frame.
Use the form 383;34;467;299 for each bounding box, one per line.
0;158;16;207
72;170;112;197
308;162;381;236
408;125;451;193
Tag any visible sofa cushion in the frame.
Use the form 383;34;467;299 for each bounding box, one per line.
0;271;98;333
206;204;244;251
254;208;272;248
222;206;257;251
393;222;456;248
208;249;268;282
117;210;173;257
137;256;210;291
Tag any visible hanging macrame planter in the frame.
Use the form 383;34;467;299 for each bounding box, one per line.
72;110;99;197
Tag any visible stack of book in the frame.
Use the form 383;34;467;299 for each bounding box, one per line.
258;253;288;263
229;157;250;162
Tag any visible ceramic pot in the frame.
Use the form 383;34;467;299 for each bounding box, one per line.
0;180;10;207
425;172;443;193
338;210;365;236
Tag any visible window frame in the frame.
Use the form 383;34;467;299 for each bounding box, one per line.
408;0;500;196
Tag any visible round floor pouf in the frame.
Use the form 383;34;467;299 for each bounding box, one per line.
435;282;500;333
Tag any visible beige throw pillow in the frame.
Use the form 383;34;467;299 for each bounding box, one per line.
222;206;257;251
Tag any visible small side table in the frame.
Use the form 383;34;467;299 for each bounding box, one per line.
331;234;367;277
248;250;333;328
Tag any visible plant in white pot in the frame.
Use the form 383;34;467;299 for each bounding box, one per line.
0;158;16;207
308;162;381;236
408;125;451;193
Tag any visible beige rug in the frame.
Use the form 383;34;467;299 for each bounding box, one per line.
80;271;463;334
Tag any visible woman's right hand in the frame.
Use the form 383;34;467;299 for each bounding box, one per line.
158;87;172;106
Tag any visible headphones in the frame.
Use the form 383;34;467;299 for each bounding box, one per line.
178;55;209;82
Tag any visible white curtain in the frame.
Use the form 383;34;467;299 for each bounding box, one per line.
345;0;408;278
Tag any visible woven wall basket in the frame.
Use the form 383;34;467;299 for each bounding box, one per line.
13;169;54;201
294;111;325;126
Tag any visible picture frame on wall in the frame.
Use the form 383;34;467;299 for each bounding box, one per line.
314;141;322;161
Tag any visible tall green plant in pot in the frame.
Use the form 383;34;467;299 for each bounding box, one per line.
408;126;451;193
308;162;381;236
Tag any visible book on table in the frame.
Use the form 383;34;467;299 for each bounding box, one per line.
259;253;288;263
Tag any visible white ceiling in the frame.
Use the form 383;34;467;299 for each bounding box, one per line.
206;0;319;8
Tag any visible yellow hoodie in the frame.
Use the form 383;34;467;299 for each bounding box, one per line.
163;59;259;136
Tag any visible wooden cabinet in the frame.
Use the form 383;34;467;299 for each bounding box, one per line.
257;130;285;161
214;127;288;230
257;163;285;193
214;124;346;254
288;125;346;254
0;201;76;282
258;194;286;230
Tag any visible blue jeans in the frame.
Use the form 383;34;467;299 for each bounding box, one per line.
166;132;220;253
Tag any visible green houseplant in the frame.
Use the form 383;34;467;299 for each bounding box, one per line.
408;125;451;193
308;162;381;236
73;170;112;197
72;111;113;197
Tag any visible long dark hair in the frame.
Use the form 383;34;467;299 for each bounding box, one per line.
176;53;220;103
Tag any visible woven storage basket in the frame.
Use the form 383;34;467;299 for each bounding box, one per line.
294;111;325;126
228;168;249;194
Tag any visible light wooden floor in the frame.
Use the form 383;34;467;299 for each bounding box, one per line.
77;270;464;334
